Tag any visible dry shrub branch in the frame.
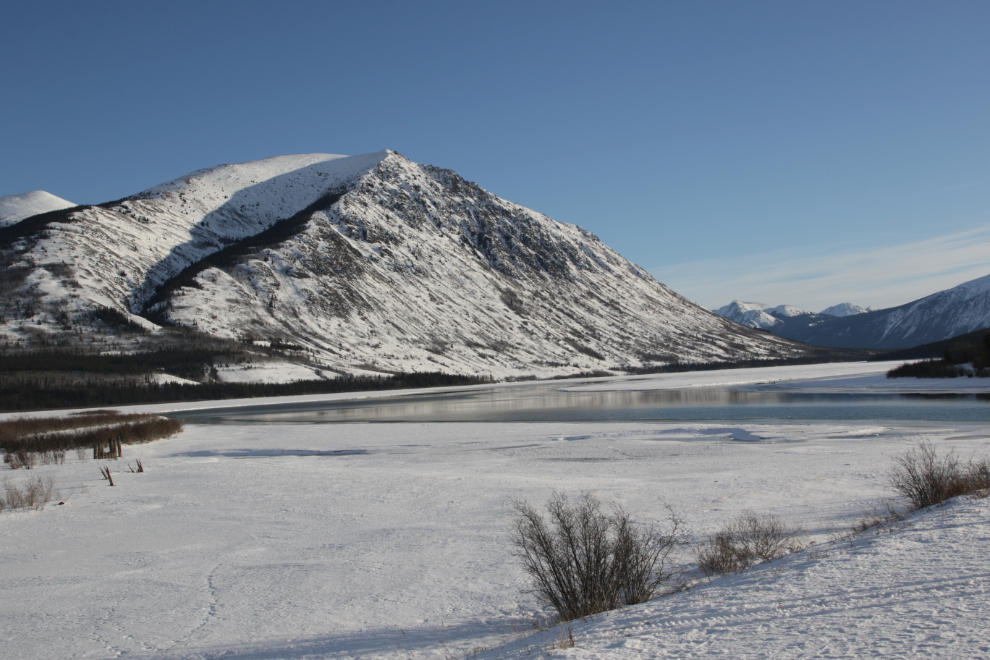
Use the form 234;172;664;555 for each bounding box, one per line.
696;511;800;576
0;475;58;512
890;440;990;510
1;413;182;457
0;410;156;445
511;492;684;621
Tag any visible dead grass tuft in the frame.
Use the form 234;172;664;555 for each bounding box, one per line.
696;511;801;576
1;475;58;511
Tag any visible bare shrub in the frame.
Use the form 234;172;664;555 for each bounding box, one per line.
0;411;147;445
75;446;88;460
851;502;908;535
696;511;799;576
890;441;964;510
614;504;685;605
965;457;990;496
1;413;182;457
3;449;36;470
511;492;683;621
1;476;58;511
695;529;745;576
39;449;66;465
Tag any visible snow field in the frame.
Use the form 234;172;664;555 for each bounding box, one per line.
2;419;989;659
489;494;990;659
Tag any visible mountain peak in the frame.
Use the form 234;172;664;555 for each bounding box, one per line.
0;151;809;379
820;302;871;317
0;190;76;227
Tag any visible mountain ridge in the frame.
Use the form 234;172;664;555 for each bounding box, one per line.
0;190;76;227
1;150;811;380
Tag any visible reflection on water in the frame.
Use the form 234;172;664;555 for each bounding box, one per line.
167;384;990;424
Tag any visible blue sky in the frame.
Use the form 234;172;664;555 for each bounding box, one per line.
2;1;988;311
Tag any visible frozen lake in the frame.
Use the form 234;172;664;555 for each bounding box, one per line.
168;382;990;425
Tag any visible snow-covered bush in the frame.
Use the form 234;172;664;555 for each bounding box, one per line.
696;511;799;576
511;492;683;621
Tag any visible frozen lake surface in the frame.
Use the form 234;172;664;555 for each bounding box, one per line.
169;362;990;426
168;384;990;424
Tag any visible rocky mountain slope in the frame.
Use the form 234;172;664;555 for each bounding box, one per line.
0;150;809;380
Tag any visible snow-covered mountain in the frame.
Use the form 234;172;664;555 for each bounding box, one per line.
0;190;75;227
767;304;809;318
0;150;809;379
821;302;873;317
784;273;990;349
715;300;872;328
713;301;780;330
715;277;990;350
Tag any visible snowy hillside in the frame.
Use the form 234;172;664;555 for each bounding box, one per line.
0;190;75;226
489;495;990;659
0;150;807;379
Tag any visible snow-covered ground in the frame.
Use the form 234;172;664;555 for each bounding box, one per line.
2;364;989;659
487;494;990;659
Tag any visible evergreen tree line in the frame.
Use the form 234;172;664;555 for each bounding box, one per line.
887;334;990;379
0;372;493;412
625;351;874;376
0;347;241;381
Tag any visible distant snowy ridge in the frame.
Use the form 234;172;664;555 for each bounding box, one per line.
821;302;873;317
715;275;990;350
713;301;781;330
0;190;75;226
785;272;990;349
0;150;808;380
714;300;871;327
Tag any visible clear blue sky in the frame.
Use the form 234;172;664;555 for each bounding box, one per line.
3;1;989;311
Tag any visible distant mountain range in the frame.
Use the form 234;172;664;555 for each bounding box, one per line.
715;274;990;350
0;150;812;381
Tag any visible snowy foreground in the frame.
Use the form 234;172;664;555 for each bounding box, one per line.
2;365;990;659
